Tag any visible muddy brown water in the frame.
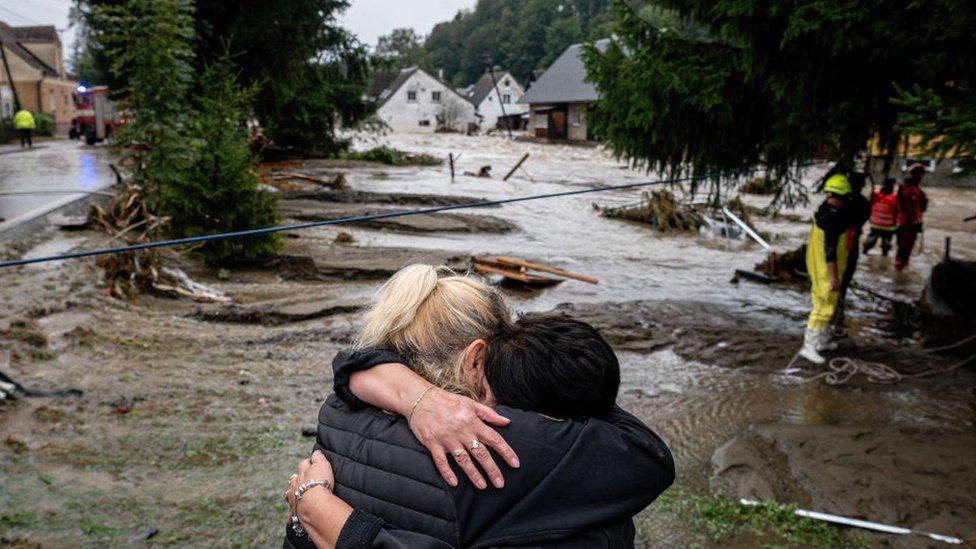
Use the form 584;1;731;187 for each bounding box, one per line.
1;132;974;546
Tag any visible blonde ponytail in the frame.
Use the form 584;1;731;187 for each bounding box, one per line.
354;264;510;398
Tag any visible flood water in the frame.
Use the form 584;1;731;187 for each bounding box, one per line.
0;139;114;231
335;133;976;466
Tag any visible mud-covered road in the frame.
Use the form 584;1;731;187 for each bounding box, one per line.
1;133;974;547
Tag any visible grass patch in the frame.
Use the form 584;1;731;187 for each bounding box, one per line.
341;146;443;167
658;489;868;547
81;522;118;537
1;512;37;528
30;350;57;362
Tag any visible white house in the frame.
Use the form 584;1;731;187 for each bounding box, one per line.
369;67;476;134
463;70;527;129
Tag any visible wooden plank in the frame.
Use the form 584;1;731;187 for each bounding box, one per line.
471;258;563;286
503;153;530;181
495;256;599;285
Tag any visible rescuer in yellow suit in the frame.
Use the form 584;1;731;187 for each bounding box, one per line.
13;109;36;148
799;174;853;364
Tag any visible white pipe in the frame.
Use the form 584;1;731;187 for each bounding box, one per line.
722;208;771;250
739;499;963;545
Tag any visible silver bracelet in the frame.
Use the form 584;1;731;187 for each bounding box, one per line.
294;479;331;502
408;385;435;423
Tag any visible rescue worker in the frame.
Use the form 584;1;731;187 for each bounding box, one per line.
862;177;899;257
895;164;929;271
829;173;871;341
799;174;853;364
13;109;35;148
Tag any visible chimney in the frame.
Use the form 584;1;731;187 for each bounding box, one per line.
438;68;444;80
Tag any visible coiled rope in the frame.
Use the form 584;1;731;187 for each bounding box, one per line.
787;333;976;386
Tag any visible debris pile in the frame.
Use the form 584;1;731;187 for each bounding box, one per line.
738;177;779;195
599;190;704;233
89;186;229;303
756;245;808;284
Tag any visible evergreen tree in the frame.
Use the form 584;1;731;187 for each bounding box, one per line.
584;0;976;185
90;0;195;207
162;58;281;265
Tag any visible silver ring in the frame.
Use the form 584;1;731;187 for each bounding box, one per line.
453;448;465;458
471;439;481;450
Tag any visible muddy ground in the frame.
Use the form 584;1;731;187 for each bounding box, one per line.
1;133;975;547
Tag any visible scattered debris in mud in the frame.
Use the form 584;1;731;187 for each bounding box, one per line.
192;297;364;326
756;245;808;284
738;177;779;195
277;200;517;233
597;190;704;233
712;425;976;543
274;243;469;280
281;189;490;208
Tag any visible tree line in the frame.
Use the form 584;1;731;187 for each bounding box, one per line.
374;0;614;87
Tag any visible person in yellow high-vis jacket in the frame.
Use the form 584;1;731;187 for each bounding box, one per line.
799;174;853;364
13;109;36;148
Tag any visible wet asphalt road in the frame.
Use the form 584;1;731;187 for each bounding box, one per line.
0;138;114;231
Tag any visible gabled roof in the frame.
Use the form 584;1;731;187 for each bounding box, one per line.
520;39;610;105
369;66;474;107
0;22;60;77
10;25;60;44
465;70;518;106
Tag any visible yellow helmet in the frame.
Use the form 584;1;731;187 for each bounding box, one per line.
823;174;852;196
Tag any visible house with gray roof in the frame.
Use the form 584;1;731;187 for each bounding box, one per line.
368;67;476;134
462;70;527;130
519;39;609;141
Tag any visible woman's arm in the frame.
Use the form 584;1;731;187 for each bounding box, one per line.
332;350;520;489
287;451;454;549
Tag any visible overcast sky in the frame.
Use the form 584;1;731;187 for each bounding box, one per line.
0;0;478;60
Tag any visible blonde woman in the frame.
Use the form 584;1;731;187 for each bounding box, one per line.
284;265;674;548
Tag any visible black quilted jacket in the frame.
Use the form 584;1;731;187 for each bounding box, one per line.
286;349;675;548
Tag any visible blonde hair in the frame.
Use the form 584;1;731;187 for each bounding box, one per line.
355;264;510;398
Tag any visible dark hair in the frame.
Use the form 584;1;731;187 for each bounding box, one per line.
484;313;620;420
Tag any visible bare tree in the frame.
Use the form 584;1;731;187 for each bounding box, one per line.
437;96;465;132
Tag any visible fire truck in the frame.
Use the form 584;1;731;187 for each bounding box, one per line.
69;85;123;145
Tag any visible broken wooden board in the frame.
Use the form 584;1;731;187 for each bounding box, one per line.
472;257;563;288
494;256;598;285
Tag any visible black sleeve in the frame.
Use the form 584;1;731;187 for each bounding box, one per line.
451;406;675;547
332;349;410;410
815;205;846;263
336;508;454;549
920;191;928;214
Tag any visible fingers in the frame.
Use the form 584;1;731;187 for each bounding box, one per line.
428;444;458;487
298;458;311;477
310;450;325;464
469;442;504;489
475;404;511;426
452;448;488;490
477;425;520;469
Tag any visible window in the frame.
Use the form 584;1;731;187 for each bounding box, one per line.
504;79;511;87
572;107;582;126
502;94;512;104
419;119;431;127
63;93;69;112
407;90;417;102
432;91;442;102
48;90;55;111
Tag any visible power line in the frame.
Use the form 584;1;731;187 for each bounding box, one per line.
0;4;44;26
0;164;820;271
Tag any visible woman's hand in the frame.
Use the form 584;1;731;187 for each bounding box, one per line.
409;388;520;490
287;450;335;524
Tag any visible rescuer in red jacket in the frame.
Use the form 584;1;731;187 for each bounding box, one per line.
862;177;899;257
895;164;929;271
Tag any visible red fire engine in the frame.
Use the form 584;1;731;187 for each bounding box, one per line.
69;85;123;145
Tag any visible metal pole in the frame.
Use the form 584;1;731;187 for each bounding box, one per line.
483;55;512;139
